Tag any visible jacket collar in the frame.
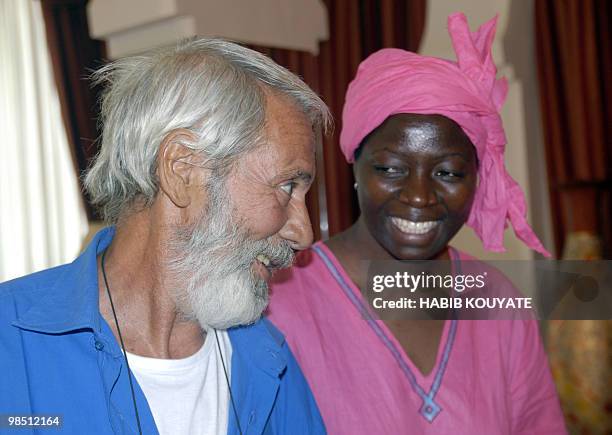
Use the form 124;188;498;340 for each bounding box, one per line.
13;227;115;334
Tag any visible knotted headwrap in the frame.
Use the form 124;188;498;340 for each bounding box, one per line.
340;12;550;257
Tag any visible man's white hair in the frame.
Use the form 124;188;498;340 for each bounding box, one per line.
85;38;331;223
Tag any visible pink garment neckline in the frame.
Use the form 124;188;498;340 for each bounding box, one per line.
312;241;455;387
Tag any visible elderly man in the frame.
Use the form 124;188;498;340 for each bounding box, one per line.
0;39;330;434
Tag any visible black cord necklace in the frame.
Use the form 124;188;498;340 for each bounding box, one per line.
100;250;243;435
214;329;243;435
101;250;142;434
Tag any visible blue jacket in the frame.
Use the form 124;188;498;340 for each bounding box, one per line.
0;228;325;434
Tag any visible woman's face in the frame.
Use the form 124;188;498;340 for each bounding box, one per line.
354;113;478;260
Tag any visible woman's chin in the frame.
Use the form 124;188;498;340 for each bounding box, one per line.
383;239;449;261
383;225;449;260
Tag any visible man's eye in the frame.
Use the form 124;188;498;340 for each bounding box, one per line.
280;181;297;196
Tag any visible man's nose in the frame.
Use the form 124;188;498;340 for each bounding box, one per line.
398;173;437;208
278;200;314;250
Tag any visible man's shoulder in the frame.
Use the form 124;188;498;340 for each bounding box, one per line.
0;264;72;325
0;264;69;300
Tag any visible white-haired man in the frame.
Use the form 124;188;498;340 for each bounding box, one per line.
0;39;331;434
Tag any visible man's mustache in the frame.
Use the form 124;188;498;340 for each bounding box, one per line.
258;240;295;270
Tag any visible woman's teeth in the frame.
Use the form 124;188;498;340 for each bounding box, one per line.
391;217;439;235
256;254;271;267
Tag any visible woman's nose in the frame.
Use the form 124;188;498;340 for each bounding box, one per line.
398;173;437;208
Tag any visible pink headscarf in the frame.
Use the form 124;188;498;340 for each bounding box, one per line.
340;12;550;257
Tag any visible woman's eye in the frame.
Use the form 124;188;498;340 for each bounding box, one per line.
280;181;297;196
435;170;464;179
374;165;403;175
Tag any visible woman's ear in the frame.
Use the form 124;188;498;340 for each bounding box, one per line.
352;149;363;183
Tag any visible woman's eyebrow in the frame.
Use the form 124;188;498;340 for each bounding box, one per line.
437;152;471;159
433;152;477;163
370;147;403;157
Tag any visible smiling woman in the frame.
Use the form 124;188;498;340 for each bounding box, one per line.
267;12;567;435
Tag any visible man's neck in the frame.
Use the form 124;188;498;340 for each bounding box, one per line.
98;210;205;359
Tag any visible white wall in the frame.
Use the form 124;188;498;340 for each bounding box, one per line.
420;0;554;260
88;0;328;58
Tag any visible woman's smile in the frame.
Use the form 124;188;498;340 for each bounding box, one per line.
390;216;440;235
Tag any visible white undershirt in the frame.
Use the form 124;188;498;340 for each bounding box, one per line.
126;330;232;435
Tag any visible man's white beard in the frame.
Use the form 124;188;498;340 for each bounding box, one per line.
167;179;294;330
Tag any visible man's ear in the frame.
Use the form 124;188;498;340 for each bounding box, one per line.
157;129;206;208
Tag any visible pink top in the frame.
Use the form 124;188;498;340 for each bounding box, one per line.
267;242;566;434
